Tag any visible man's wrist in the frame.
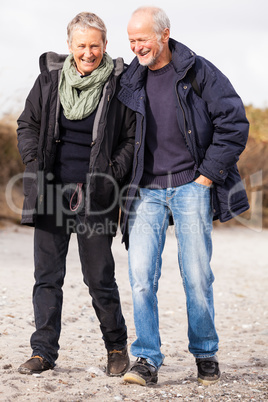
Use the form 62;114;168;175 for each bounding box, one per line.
195;175;213;186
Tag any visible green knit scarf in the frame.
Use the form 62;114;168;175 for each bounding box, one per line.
59;52;114;120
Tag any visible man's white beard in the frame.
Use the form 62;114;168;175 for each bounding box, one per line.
137;41;164;68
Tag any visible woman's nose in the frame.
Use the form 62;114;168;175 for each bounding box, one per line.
84;47;92;57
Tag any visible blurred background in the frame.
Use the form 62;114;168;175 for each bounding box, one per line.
0;0;267;228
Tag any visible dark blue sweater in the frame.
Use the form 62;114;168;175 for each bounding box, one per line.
54;107;97;183
140;62;196;188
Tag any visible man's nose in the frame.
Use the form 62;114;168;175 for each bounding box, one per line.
134;42;143;53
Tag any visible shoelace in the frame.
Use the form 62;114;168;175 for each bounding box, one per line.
109;350;123;354
199;361;217;372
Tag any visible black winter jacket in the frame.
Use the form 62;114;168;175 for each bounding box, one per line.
118;39;250;247
17;52;135;233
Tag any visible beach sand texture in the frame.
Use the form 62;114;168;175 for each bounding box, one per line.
0;224;267;401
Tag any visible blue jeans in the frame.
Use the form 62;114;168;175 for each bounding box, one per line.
128;182;219;369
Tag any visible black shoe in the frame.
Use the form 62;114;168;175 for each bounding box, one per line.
123;357;158;386
106;346;130;376
18;355;54;375
196;357;221;385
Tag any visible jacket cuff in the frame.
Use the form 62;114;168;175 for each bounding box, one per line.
198;164;228;185
24;156;37;165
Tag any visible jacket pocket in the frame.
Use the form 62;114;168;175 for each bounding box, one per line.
90;159;119;210
23;160;38;197
190;93;214;151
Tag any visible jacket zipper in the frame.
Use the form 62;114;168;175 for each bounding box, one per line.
39;85;52;207
175;68;202;166
175;72;192;153
86;86;113;214
122;114;144;228
177;72;215;214
89;89;113;172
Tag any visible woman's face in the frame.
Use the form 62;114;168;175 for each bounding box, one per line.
68;28;107;75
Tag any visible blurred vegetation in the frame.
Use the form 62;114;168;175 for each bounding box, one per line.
0;106;268;227
229;106;268;229
244;105;268;143
0;115;24;225
0;116;24;186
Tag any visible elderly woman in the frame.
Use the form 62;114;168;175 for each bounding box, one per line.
17;12;135;376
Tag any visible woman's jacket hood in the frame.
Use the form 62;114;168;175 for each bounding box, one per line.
39;52;67;73
39;51;125;77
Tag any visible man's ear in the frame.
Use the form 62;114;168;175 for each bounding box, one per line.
162;28;170;43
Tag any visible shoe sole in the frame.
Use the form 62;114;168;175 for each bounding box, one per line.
18;367;41;375
18;366;52;375
107;363;130;377
198;376;221;386
123;372;146;386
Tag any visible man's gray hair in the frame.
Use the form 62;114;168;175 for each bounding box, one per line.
132;6;170;36
67;12;107;45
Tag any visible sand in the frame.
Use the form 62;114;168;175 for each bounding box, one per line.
0;224;267;401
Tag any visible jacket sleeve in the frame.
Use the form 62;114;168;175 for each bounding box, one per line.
195;57;249;185
17;75;42;164
110;105;136;183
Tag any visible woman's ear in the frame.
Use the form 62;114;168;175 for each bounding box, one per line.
67;40;72;54
104;40;108;53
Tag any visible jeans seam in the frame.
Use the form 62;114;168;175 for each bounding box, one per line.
153;208;168;318
175;223;186;292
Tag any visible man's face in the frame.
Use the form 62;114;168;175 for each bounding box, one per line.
127;14;165;70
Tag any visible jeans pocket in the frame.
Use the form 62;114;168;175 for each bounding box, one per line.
193;181;211;190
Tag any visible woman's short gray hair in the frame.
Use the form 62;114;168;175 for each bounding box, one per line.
132;7;170;36
67;12;107;45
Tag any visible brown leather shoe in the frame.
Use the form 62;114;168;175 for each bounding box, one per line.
18;355;54;374
106;346;130;376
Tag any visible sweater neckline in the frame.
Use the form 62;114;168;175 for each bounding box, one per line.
147;61;174;76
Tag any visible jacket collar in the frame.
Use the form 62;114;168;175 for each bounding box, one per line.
39;52;67;73
120;38;196;92
169;38;195;77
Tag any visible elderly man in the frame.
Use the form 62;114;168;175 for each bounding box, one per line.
118;6;249;386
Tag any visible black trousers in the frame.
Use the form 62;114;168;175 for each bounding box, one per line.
30;185;127;365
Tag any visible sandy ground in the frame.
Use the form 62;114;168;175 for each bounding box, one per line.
0;223;267;401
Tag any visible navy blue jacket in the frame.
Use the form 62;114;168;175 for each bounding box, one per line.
118;38;249;247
